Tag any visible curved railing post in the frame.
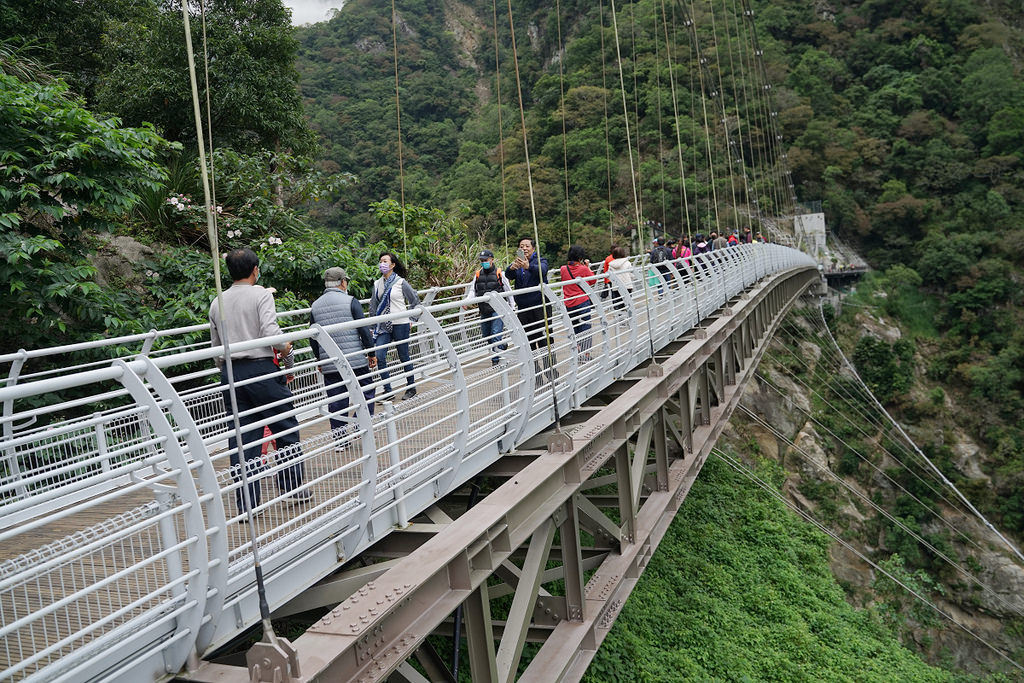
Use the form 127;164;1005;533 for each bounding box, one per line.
540;283;576;415
135;356;227;655
308;323;379;558
566;274;610;407
418;308;471;495
490;292;537;446
113;359;209;674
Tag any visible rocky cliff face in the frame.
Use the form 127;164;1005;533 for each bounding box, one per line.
720;302;1024;676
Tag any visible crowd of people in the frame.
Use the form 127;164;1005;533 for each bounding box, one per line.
211;231;767;515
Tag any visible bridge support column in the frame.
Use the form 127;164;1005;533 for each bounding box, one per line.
463;582;498;681
559;496;586;622
496;518;556;683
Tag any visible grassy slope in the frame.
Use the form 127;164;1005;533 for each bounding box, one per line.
584;456;965;682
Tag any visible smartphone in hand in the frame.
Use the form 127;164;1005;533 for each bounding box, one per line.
515;248;526;261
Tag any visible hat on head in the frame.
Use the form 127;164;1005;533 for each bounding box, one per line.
324;266;348;287
479;249;494;260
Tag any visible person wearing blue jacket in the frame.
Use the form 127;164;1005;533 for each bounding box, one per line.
507;236;556;379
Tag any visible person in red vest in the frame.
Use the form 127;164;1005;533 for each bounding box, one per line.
561;245;598;361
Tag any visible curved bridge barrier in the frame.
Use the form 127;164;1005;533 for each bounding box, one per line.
0;245;814;682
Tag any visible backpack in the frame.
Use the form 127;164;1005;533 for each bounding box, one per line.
650;246;666;264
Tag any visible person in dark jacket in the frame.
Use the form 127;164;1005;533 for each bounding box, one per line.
507;236;556;379
310;267;378;432
507;236;550;351
462;249;513;365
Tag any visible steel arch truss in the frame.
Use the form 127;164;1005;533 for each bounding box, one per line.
199;267;817;683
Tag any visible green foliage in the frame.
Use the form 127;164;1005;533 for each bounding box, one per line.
368;199;485;287
0;73;172;240
94;0;315;155
852;335;916;404
0;69;173;350
872;553;945;643
585;457;957;682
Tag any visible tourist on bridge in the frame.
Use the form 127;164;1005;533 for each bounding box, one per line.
209;248;310;515
712;231;729;251
507;236;555;378
370;252;421;401
649;237;673;291
743;227;753;243
693;234;709;254
462;249;513;366
310;267;378;431
673;238;692;264
605;245;633;314
728;232;739;247
599;245;618;300
560;245;597;361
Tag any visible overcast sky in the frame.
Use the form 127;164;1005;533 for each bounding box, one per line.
281;0;345;25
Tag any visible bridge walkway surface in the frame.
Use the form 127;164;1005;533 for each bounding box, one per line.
0;245;815;682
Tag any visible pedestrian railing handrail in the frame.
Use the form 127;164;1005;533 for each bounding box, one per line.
0;244;814;683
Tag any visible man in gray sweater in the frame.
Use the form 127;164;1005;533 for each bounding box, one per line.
310;267;378;432
210;248;310;515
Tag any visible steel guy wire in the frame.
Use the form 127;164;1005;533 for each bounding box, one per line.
710;448;1024;674
736;404;1023;619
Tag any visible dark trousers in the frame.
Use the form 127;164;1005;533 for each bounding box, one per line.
567;301;592;353
222;358;304;512
323;365;376;432
516;303;553;352
375;322;414;393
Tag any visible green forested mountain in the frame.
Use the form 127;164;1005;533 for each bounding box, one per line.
293;0;1024;526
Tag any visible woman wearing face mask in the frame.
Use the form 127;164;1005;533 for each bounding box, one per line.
370;252;421;400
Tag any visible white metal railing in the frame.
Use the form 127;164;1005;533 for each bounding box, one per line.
0;244;814;682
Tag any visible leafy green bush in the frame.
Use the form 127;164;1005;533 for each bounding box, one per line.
585;457;958;682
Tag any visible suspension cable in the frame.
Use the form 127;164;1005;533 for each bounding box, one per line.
720;0;752;222
711;449;1024;674
390;0;409;260
681;0;721;236
491;0;510;256
599;0;615;249
706;0;740;233
653;6;669;236
659;0;692;246
732;0;765;232
555;0;572;247
629;2;645;233
771;318;965;500
753;362;984;553
199;0;218;237
814;301;1024;566
505;0;563;428
736;405;1024;620
609;0;657;358
180;0;276;634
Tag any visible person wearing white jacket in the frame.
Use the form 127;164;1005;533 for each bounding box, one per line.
605;245;632;314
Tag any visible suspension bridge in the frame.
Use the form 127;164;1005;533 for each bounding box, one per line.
10;0;1023;677
0;247;820;682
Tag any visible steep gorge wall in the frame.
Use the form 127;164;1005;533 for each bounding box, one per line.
720;302;1024;675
